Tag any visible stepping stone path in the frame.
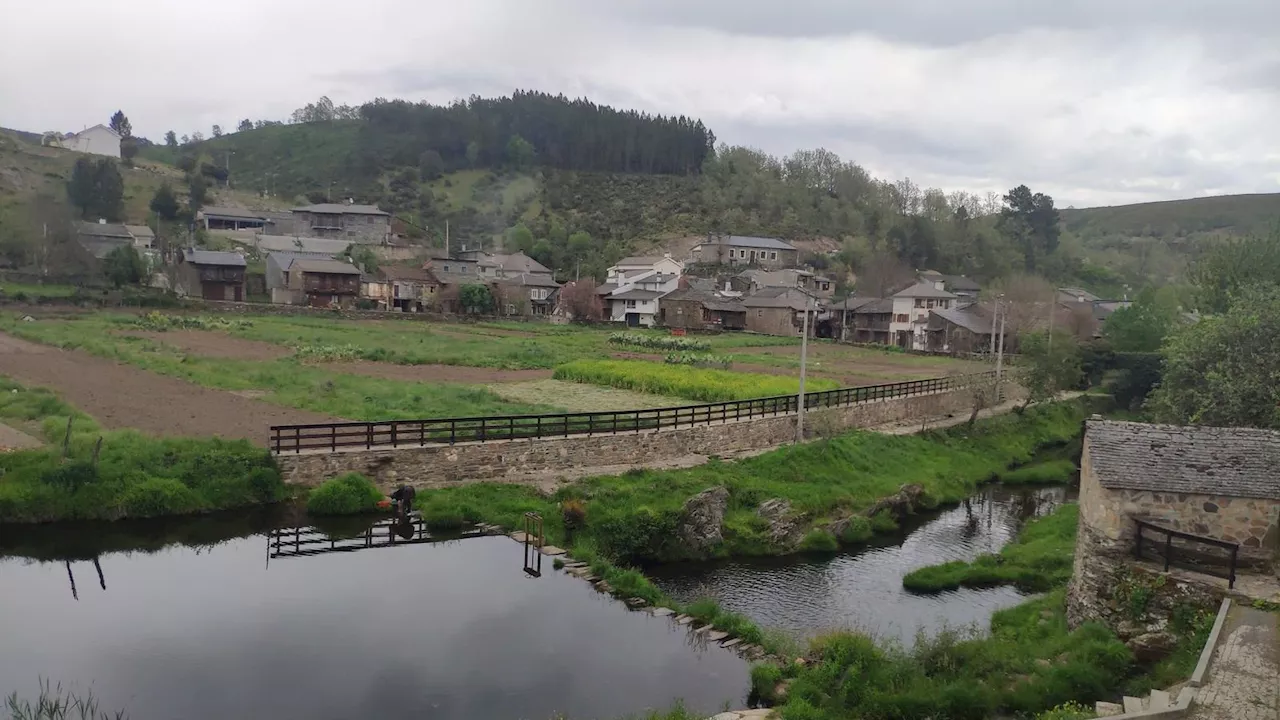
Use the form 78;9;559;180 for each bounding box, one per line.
707;710;772;719
1187;604;1279;720
625;597;647;608
509;531;533;543
539;545;566;556
652;607;675;617
707;630;729;642
676;615;694;625
721;638;742;648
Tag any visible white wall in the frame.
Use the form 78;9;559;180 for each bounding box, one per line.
63;126;120;158
609;298;656;325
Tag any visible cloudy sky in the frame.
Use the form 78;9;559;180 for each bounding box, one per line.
4;0;1278;208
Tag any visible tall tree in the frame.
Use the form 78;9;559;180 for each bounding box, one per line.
1188;231;1280;313
164;130;177;148
109;110;132;138
998;185;1060;272
103;245;146;287
211;124;223;137
149;183;181;221
505;134;535;169
237;118;253;133
418;149;445;181
1102;287;1182;352
1149;286;1280;429
188;174;209;212
66;158;124;222
1017;330;1082;409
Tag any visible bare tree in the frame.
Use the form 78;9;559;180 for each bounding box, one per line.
856;251;916;297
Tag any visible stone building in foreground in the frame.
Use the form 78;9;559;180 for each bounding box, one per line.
1067;419;1280;644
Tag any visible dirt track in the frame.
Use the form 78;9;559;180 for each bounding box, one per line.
0;333;340;445
324;361;551;384
122;330;291;360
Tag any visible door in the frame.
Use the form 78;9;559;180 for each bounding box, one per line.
626;313;640;327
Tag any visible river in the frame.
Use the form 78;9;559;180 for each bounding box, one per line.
0;485;1069;719
649;485;1073;645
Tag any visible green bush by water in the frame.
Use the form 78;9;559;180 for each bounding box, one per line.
0;376;285;523
903;504;1079;593
306;473;384;515
999;460;1078;485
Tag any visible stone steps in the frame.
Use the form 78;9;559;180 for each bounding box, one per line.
1094;687;1179;717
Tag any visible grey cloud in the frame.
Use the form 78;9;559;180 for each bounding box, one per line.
565;0;1280;45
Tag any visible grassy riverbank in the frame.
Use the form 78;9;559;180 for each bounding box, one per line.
552;358;841;402
902;504;1078;593
751;501;1214;719
0;376;285;523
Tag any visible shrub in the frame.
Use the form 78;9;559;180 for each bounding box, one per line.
122;476;205;517
663;353;733;369
561;498;587;531
608;332;710;352
420;503;467;529
553;359;839;402
750;664;784;704
127;312;253;332
838;516;873;544
798;529;839;552
307;473;384;515
869;510;899;533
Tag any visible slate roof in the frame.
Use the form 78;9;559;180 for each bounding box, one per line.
255;234;352;255
610;288;665;301
893;282;958;299
829;296;878;311
661;287;746;313
183;249;246;267
201;206;268;220
293;203;389;216
852;298;894;314
1086;420;1280;500
942;274;981;292
379;265;437;283
75;221;132;239
705;235;796;251
292;258;360;275
616;256;672;267
932;306;992;334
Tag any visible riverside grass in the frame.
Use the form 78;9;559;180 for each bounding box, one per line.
997;459;1079;485
903;504;1079;593
0;376;284;523
306;473;384;515
553;358;840;402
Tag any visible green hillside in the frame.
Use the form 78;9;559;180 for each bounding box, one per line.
1062;193;1280;239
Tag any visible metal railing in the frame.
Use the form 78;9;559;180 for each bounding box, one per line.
1134;519;1239;589
269;371;996;454
266;516;483;559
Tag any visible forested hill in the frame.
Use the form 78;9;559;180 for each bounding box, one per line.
156;91;714;203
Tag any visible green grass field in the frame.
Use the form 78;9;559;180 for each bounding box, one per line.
0;311;973;418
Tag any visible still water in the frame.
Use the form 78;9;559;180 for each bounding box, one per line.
0;516;749;720
649;485;1073;645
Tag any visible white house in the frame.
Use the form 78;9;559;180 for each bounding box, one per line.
606;254;684;284
599;267;683;327
59;125;121;158
890;282;958;350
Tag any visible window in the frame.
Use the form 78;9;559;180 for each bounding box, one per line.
625;300;637;308
757;310;764;317
770;252;777;260
895;313;909;323
926;299;935;309
915;298;925;308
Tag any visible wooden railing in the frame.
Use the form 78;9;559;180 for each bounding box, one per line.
269;371;996;454
1134;519;1239;589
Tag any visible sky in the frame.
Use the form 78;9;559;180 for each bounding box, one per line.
3;0;1279;208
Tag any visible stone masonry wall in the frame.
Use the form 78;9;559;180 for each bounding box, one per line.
1076;432;1280;565
1068;431;1270;636
276;387;976;489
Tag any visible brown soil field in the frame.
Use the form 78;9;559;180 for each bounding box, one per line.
121;330;291;360
0;333;339;445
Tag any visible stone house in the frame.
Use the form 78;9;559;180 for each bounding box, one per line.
74;220;134;260
1076;419;1280;567
265;251;337;304
368;265;440;312
1067;419;1280;639
291;203;391;244
691;235;798;269
174;249;246;301
199;206;269;232
287;259;362;308
495;273;560;316
605;254;685;285
890;282;958;350
658;287;747;330
926;304;1002;355
742;287;819;337
848;298;893;344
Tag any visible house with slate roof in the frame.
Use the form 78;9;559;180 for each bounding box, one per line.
691;234;799;269
890;282;958;350
1077;419;1280;568
175;249;247;301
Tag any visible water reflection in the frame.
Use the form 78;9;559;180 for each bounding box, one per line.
649;486;1073;646
0;518;748;720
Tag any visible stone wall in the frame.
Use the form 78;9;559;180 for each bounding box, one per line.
276;387;977;488
1076;432;1280;565
1068;429;1273;637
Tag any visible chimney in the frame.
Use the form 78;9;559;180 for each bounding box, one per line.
98;218;106;224
663;252;672;259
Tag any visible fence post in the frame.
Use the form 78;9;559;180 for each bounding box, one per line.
1164;533;1173;571
366;424;373;450
331;425;336;452
1229;546;1238;589
295;427;301;454
450;420;456;445
391;423;398;448
1135;523;1143;559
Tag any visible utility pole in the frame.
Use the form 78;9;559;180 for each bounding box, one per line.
795;295;811;443
995;296;1007;397
1047;290;1056;352
445;219;450;256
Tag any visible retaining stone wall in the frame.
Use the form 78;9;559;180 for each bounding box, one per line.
276;387;976;489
